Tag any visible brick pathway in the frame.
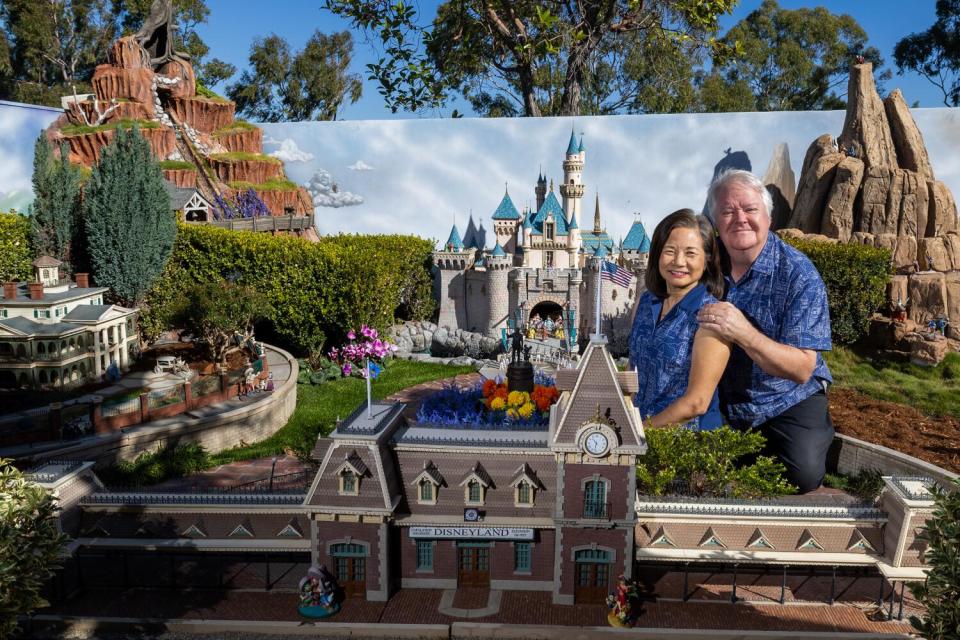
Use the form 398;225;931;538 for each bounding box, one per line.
48;586;916;634
149;454;310;492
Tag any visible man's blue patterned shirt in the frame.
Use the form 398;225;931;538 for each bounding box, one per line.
720;231;833;428
629;283;723;430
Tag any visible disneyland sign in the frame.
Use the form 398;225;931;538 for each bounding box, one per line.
409;526;535;540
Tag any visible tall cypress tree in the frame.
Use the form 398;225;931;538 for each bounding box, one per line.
83;126;175;306
29;135;82;270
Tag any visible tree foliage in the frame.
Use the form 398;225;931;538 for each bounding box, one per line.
29;136;83;271
0;458;68;637
326;0;738;117
894;0;960;107
704;0;886;112
227;30;362;121
910;478;960;639
169;280;271;363
637;426;795;498
140;224;436;358
0;212;33;282
0;0;231;106
83;126;175;306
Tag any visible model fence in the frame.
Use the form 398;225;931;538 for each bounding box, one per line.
191;375;221;398
147;386;185;409
101;396;140;418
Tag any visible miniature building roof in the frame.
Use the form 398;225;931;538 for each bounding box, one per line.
460;461;493;488
164;181;199;211
491;242;506;258
581;231;614;253
622;220;650;252
412;461;445;487
528;191;568;236
510;462;544;490
337;450;369;476
492;191;521;220
444;224;464;251
62;304;132;323
568;213;578;230
593;244;608;258
32;256;62;267
0;282;108;305
578;135;585;153
566;129;579;155
463;215;481;249
0;317;86;337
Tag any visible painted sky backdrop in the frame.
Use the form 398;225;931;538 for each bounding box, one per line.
197;0;947;120
3;102;959;247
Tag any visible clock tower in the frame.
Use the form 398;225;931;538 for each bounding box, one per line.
547;338;646;604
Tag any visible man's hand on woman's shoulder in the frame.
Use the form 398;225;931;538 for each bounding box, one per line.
697;302;757;347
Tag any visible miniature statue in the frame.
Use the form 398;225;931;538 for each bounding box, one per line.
507;327;525;364
298;565;342;618
135;0;192;67
607;574;640;627
891;296;909;323
523;345;532;362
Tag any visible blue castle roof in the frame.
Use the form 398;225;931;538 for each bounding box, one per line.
445;224;464;251
568;213;578;230
492;192;521;220
581;231;614;253
528;191;568;236
566;129;579;155
623;220;650;252
593;244;608;258
578;136;585;153
491;242;506;257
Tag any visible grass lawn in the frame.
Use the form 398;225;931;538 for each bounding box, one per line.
824;346;960;418
208;359;474;466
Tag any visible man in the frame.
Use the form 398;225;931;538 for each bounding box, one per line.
698;169;834;493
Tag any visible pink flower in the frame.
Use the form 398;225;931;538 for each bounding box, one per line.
347;329;356;340
361;325;375;339
342;362;352;376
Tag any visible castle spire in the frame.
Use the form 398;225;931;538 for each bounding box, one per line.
566;126;579;155
593;192;601;233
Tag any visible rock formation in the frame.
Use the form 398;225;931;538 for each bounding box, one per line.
788;62;960;361
43;0;316;239
762;142;795;230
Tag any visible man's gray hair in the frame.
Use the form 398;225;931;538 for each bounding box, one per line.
705;169;773;221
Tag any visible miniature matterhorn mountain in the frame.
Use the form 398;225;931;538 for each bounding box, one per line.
45;0;316;237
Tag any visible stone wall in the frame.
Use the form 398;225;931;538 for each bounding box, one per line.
10;344;298;468
388;321;501;360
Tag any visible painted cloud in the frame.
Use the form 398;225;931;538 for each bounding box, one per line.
348;160;374;171
304;169;364;208
268;138;314;163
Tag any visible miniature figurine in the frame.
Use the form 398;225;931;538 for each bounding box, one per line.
607;574;640;627
298;565;342;618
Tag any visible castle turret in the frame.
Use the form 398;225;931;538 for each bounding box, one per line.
485;242;512;337
433;224;473;330
535;170;547;211
593;192;602;234
560;127;585;226
491;186;522;254
622;217;651;274
567;211;580;265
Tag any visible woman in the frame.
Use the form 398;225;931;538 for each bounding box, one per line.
628;209;731;430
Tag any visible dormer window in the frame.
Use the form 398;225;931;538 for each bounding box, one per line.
466;479;484;505
419;478;435;503
335;449;368;496
517;481;532;505
412;461;444;505
545;222;554;240
339;469;359;495
460;462;492;506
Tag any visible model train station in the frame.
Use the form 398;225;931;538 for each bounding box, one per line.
34;337;934;613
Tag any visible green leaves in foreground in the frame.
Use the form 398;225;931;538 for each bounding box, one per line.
637;426;795;498
910;478;960;639
0;459;68;637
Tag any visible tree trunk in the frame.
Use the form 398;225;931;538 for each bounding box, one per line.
519;64;541;117
560;36;599;116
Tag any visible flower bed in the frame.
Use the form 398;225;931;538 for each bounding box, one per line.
414;372;558;430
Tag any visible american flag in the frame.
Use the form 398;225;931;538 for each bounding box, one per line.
601;260;633;287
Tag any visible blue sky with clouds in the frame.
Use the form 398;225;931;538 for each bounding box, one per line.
198;0;948;120
3;104;960;246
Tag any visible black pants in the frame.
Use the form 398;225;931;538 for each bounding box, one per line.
758;390;834;494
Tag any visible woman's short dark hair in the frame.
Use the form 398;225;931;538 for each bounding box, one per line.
644;208;724;300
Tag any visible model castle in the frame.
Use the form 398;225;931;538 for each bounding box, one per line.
434;130;651;344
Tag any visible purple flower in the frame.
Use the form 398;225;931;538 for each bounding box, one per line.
361;325;375;339
347;329;356;340
342;362;352;376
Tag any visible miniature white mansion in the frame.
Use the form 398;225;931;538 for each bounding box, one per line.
434;130;651;344
0;258;138;389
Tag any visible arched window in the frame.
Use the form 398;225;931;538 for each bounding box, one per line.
517;481;532;505
583;479;607;519
466;479;483;505
339;469;359;495
419;479;435;503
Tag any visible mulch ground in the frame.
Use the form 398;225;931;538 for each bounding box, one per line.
830;387;960;474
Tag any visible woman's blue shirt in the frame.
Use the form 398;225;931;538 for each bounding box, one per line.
628;283;723;430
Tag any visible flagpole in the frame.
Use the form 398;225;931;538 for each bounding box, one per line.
594;258;602;339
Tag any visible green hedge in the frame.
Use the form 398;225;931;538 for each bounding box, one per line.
140;224;435;356
0;212;32;281
785;237;890;345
